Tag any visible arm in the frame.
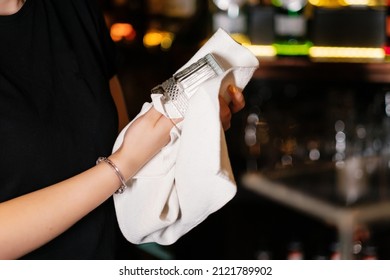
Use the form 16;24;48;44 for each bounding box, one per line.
110;75;130;132
0;85;244;260
0;107;173;260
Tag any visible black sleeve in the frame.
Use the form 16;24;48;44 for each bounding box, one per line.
74;0;118;79
86;0;118;78
52;0;119;79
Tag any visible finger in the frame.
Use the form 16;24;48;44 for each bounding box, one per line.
228;85;245;113
157;115;176;132
145;107;179;131
219;95;232;131
143;107;165;125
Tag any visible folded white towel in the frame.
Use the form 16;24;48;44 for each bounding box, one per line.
112;28;259;245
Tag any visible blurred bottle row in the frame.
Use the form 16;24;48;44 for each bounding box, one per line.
241;79;390;205
255;240;379;260
251;217;384;260
99;0;389;59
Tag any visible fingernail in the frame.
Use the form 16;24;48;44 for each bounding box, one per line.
228;85;237;96
228;85;235;92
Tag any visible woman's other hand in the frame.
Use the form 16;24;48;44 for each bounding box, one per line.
219;85;245;130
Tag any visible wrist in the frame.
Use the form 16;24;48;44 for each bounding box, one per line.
108;149;140;182
96;157;127;194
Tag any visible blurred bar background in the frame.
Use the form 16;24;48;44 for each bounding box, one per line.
99;0;390;260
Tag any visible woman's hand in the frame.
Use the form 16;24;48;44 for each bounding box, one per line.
219;85;245;130
110;107;176;180
112;84;245;177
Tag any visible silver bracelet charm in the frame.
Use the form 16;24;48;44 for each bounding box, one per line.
96;157;127;194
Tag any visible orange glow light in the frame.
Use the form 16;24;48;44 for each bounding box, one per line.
110;23;136;42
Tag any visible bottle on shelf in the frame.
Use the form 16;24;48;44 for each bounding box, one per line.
209;0;250;44
247;0;275;45
272;0;312;55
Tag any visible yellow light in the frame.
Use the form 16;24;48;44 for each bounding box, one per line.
230;33;251;45
308;0;348;7
143;31;175;50
309;46;385;60
160;36;173;50
244;44;277;57
143;32;163;47
343;0;370;5
309;0;321;5
110;23;136;42
308;0;385;6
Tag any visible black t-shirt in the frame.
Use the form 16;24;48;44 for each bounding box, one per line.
0;0;120;259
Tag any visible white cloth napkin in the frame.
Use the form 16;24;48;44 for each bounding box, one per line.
112;28;259;245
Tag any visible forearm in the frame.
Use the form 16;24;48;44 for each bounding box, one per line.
0;159;127;259
0;108;174;259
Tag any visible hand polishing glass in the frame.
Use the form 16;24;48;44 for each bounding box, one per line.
151;53;224;117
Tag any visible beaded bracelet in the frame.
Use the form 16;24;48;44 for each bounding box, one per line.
96;157;127;194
